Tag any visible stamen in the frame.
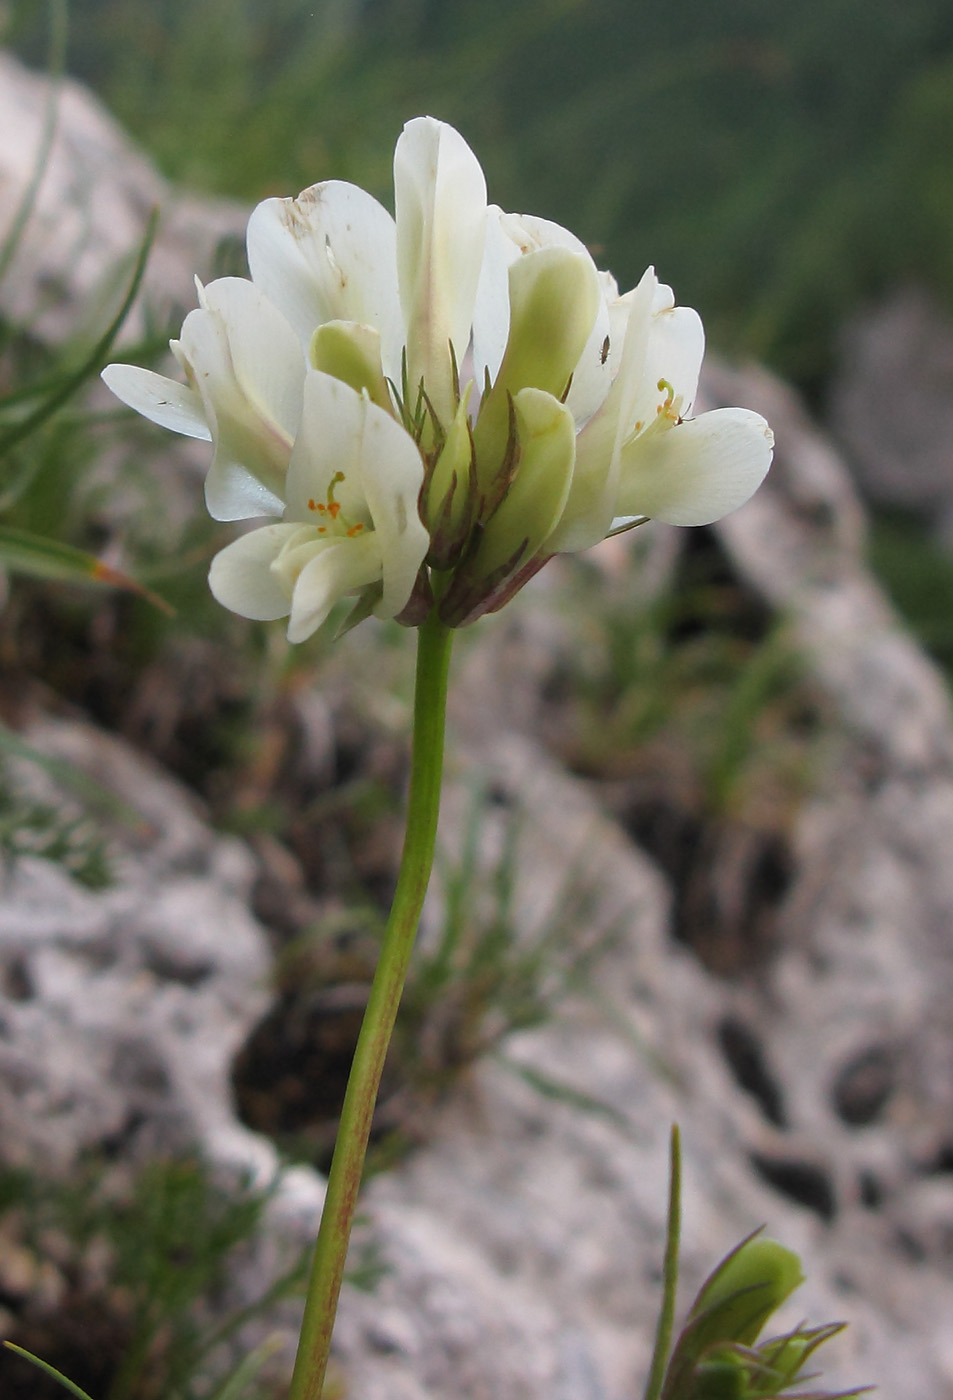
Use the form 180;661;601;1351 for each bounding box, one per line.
307;472;366;540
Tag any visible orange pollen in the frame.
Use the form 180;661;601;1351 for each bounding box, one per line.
346;523;364;537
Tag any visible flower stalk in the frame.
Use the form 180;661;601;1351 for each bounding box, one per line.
287;603;454;1400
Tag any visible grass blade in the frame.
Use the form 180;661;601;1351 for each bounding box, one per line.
0;524;174;614
0;0;68;290
2;1341;98;1400
0;207;158;457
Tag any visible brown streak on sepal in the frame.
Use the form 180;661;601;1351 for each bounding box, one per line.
448;339;461;408
481;393;522;520
422;422;479;570
438;535;536;628
393;567;434;627
485;551;552;615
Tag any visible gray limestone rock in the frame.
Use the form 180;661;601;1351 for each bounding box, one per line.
0;49;246;345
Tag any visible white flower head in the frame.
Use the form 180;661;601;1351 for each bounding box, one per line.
103;117;772;635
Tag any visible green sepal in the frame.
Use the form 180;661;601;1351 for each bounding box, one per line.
422;386;477;567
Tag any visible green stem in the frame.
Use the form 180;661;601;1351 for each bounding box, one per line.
288;608;454;1400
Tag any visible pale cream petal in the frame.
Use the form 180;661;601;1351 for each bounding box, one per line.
101;364;210;439
624;304;705;435
395;117;488;423
179;277;304;506
614;408;774;527
282;372;427;620
353;398;430;618
204;456;286;523
283;371;367;524
247;182;404;380
287;533;383;642
471;206;516;392
208;523;300;620
545;267;657;553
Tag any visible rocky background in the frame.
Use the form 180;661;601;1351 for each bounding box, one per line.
3;48;953;1400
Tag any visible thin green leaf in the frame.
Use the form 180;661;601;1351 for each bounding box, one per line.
203;1333;286;1400
2;1341;98;1400
499;1055;632;1133
643;1124;683;1400
0;448;48;513
0;207;158;457
0;0;68;290
0;524;174;614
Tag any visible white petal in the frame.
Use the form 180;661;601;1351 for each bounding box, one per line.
625;304;705;434
248;181;404;381
208;523;300;620
205;458;286;523
101;364;210;439
283;372;427;621
284;371;367;522
395;117;488;422
288;533;383;642
614;408;774;527
355;397;431;619
546;268;657;553
181;277;304;442
180;278;305;509
471;206;516;392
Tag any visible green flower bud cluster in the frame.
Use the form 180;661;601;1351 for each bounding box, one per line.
657;1233;866;1400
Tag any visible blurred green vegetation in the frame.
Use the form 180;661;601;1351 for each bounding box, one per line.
869;510;953;679
0;1157;306;1400
8;0;953;391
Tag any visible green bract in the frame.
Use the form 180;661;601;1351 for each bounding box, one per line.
103;117;774;638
